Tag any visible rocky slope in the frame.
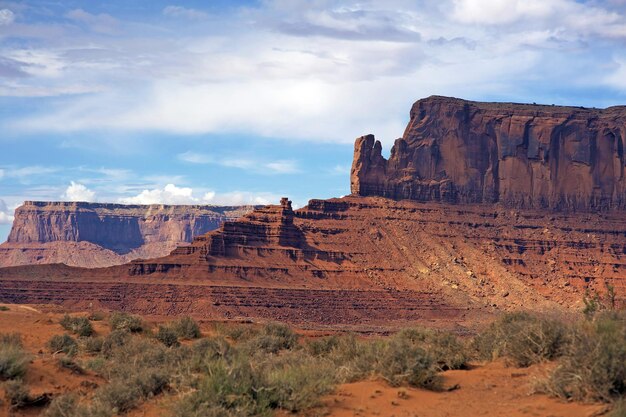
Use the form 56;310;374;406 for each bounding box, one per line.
2;96;626;329
0;201;256;268
352;96;626;210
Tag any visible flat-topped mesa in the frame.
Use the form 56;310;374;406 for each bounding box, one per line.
1;201;258;268
351;95;626;211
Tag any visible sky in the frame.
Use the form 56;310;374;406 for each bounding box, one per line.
2;0;626;242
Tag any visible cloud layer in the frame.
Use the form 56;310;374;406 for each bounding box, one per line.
3;0;626;144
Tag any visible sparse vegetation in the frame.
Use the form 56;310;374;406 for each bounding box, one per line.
545;312;626;402
4;379;29;408
156;325;180;347
0;333;29;380
48;334;78;356
172;316;201;339
0;306;9;311
473;312;569;367
109;312;143;333
60;314;94;337
4;308;617;417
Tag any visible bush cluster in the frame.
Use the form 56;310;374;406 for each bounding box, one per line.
48;334;78;356
0;333;29;380
60;314;94;337
109;312;144;333
473;312;569;367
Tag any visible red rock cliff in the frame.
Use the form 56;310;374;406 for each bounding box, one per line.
351;96;626;211
1;201;256;268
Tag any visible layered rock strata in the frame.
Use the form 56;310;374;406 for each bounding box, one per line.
352;96;626;211
0;201;256;268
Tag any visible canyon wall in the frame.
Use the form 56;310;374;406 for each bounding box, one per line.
0;201;256;268
351;96;626;211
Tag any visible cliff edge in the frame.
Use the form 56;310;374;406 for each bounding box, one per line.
351;96;626;211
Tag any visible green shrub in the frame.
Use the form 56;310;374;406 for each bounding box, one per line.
4;379;29;408
394;328;468;371
88;311;105;321
242;322;297;354
610;398;626;417
172;316;201;339
84;336;104;354
0;306;9;311
260;351;336;412
44;394;79;417
547;313;626;402
156;326;180;348
101;330;130;356
60;314;94;337
0;333;29;380
58;357;84;374
473;312;568;367
48;334;78;356
109;312;143;333
377;337;439;388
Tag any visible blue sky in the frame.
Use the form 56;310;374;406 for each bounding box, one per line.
2;0;626;241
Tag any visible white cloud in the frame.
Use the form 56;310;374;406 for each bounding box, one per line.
119;183;196;205
118;183;279;206
162;6;208;20
202;191;279;206
65;9;119;34
6;166;60;178
0;199;14;225
0;169;4;180
0;9;15;26
62;181;96;202
178;152;300;174
452;0;556;25
5;0;626;144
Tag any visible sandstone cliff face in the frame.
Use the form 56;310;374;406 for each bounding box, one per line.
351;96;626;211
0;201;256;268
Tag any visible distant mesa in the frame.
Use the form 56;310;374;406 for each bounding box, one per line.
351;95;626;211
0;201;258;268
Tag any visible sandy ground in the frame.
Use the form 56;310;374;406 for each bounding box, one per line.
0;304;613;417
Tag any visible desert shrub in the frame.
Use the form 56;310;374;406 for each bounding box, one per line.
0;333;22;347
190;337;234;372
547;313;626;402
242;322;297;354
259;351;336;412
88;311;105;321
84;336;104;354
101;330;130;356
0;306;9;311
4;379;29;408
610;398;626;417
377;337;439;388
156;326;180;348
58;357;84;374
48;334;78;356
394;328;468;371
109;312;143;333
473;312;569;367
172;316;201;339
60;314;94;337
218;324;260;343
44;394;79;417
0;334;29;380
306;335;341;357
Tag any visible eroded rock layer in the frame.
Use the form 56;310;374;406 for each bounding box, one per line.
0;201;256;268
2;196;625;329
351;96;626;211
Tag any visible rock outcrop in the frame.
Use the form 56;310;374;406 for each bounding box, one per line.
351;96;626;211
0;201;256;268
